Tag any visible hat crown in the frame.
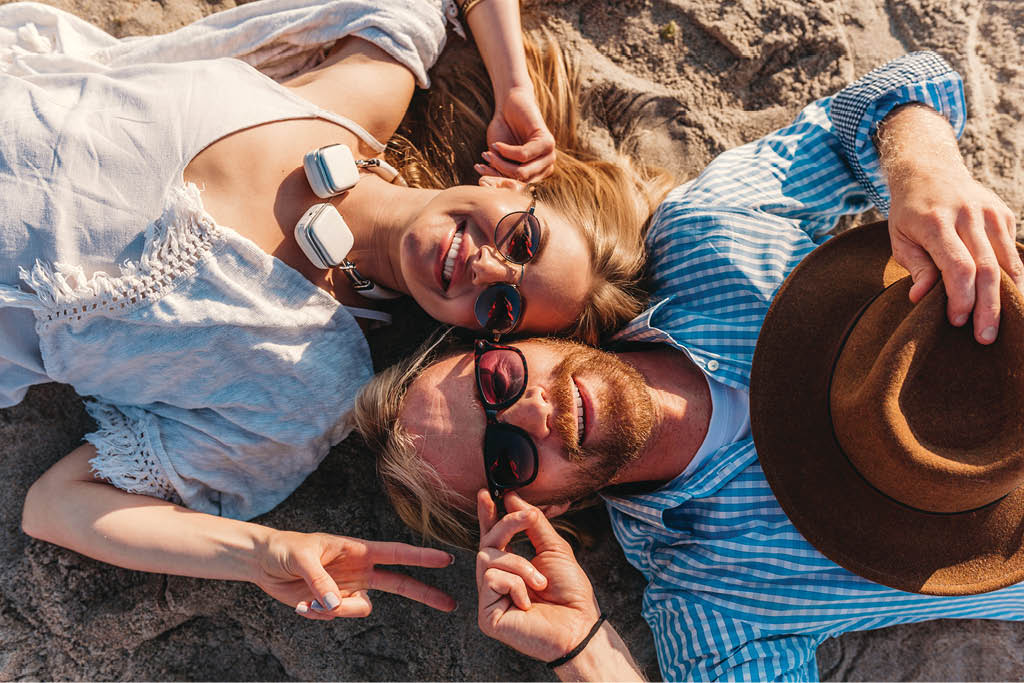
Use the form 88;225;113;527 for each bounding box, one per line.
830;274;1024;514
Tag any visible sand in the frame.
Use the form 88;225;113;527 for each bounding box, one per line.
1;0;1023;680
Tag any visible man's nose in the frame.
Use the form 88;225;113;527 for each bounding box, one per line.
497;386;551;440
471;245;520;286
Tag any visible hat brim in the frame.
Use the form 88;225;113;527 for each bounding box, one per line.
750;221;1024;595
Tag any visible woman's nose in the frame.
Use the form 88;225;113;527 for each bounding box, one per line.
497;386;551;440
471;245;520;286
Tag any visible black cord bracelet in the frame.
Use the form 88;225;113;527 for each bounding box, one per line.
546;613;608;669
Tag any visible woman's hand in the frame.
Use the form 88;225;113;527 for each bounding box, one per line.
475;86;556;183
474;490;600;662
255;530;456;619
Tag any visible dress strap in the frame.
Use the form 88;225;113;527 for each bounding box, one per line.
316;110;386;154
344;305;392;324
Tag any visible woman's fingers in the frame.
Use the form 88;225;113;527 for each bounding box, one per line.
477;489;500;540
363;540;454;569
291;546;346;620
491;137;554;164
368;569;457;612
296;591;374;619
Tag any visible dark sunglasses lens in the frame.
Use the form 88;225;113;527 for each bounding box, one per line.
477;348;526;405
495;211;541;264
484;427;537;488
475;283;522;334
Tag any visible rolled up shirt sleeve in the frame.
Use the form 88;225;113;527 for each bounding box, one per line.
830;50;967;213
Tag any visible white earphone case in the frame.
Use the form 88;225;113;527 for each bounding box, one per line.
294;203;354;269
303;144;360;198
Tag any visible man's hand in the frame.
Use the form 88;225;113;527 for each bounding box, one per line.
254;530;456;619
475;490;599;662
880;104;1023;344
475;85;556;184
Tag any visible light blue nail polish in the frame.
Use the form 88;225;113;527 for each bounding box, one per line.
295;603;309;615
954;314;969;326
982;326;997;342
311;599;324;612
324;592;341;610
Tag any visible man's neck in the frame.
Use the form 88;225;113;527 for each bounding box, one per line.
611;347;712;487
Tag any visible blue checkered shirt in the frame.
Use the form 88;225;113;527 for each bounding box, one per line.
604;52;1024;682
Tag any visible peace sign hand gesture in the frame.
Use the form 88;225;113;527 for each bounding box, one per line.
254;529;456;619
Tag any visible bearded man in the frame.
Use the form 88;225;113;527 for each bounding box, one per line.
353;51;1024;681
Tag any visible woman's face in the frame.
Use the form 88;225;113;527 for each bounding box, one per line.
398;186;592;334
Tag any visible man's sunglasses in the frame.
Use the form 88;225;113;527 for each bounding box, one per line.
474;338;539;499
473;197;541;336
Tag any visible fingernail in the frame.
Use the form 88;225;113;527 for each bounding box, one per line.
981;326;997;343
953;314;969;326
310;600;324;612
448;553;456;566
482;151;492;162
532;570;547;587
295;603;309;615
474;164;488;174
451;601;459;613
323;592;341;610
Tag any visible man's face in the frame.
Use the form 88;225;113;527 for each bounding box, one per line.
399;338;655;508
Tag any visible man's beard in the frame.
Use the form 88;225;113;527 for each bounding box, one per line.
539;337;655;503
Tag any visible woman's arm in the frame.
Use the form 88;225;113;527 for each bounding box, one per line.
22;444;455;618
464;0;556;182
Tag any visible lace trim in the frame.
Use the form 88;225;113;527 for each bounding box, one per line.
85;401;183;505
21;184;219;332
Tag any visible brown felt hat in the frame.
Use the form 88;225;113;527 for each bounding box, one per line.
750;221;1024;595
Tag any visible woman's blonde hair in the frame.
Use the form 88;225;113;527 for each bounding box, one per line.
388;26;676;345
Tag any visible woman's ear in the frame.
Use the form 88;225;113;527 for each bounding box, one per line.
537;501;572;519
478;175;530;193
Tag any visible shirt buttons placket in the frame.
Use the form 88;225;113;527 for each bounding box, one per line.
707;360;720;372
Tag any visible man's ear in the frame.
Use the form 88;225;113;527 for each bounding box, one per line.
537;501;572;519
478;175;530;193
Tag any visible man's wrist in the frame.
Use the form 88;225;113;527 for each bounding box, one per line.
551;620;644;682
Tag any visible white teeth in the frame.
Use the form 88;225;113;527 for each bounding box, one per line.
442;228;464;284
572;379;585;444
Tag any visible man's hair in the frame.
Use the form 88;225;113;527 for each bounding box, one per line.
353;330;481;548
388;25;676;345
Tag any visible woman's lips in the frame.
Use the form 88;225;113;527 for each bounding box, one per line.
437;225;458;292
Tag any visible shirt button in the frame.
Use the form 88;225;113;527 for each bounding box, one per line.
707;360;720;372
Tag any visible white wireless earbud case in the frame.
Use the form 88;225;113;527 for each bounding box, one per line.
294;203;354;269
303;144;360;198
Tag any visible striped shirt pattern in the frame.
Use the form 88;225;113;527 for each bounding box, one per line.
604;52;1023;682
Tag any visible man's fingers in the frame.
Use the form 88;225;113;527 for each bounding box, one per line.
364;540;454;569
479;507;537;551
477;489;500;541
891;236;940;303
476;547;548;592
481;567;532;611
911;223;976;327
503;492;571;554
958;211;1002;343
986;212;1024;294
369;569;457;612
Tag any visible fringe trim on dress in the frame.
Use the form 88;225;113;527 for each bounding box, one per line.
20;183;219;331
85;401;183;505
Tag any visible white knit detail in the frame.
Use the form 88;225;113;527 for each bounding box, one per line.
20;183;219;332
85;401;182;504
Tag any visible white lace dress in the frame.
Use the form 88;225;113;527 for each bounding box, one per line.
0;0;460;520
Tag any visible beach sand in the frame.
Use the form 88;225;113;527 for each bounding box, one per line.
1;0;1023;680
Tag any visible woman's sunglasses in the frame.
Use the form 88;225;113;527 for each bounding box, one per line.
473;197;541;336
474;338;539;499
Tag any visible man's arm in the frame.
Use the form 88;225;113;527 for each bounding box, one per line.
473;491;644;682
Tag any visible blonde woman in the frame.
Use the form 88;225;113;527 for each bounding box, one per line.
3;0;670;619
